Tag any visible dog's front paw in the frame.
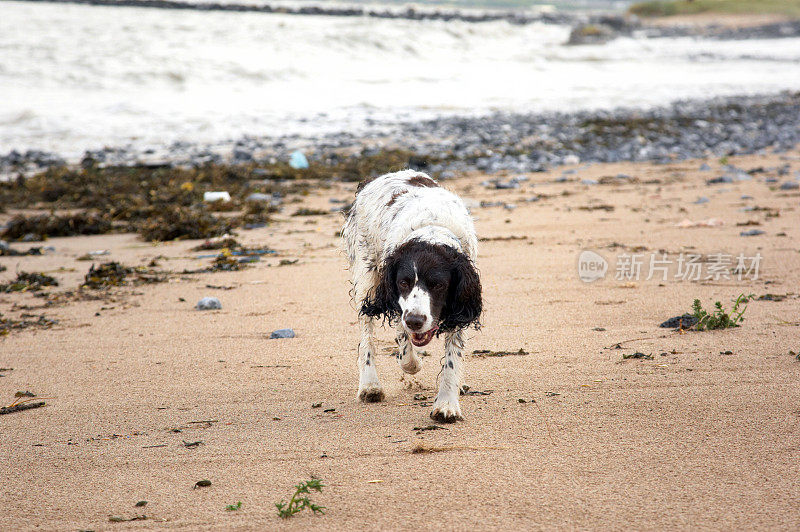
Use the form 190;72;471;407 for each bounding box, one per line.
399;356;422;375
357;384;385;403
430;398;463;423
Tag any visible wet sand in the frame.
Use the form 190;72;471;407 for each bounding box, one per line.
1;151;799;530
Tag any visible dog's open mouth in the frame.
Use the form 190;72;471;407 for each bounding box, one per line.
410;327;437;347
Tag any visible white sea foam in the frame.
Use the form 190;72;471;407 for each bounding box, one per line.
2;1;800;157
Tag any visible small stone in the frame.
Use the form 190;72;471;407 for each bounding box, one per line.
194;480;212;489
135;501;148;508
699;163;712;171
581;179;598;185
270;328;295;339
196;297;222;310
779;181;799;190
694;196;710;204
740;229;765;237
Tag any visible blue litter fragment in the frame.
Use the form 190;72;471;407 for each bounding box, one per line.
270;328;296;339
289;150;309;169
740;229;765;237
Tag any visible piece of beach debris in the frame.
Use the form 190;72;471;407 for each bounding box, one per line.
109;515;147;523
270;328;295;339
289;150;309;169
278;259;299;266
694;197;710;204
759;293;791;302
412;425;448;432
413;394;427;401
196;297;222;310
675;218;724;228
740;229;765;236
410;441;454;454
659;314;698;329
472;348;528;357
462;389;493;396
623;352;653;360
0;401;46;415
205;284;234;290
203;191;231;203
183;440;203;448
779;182;799;190
193;480;212;489
135;501;148;507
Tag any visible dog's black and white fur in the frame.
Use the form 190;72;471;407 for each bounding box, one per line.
343;170;482;423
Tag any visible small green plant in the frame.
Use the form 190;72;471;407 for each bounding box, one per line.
275;479;325;519
691;294;753;330
225;501;242;512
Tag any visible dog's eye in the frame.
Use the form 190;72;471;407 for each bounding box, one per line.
398;279;410;290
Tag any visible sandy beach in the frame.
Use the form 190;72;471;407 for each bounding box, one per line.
1;149;799;530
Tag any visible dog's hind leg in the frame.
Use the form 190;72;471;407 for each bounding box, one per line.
430;329;465;423
395;326;422;375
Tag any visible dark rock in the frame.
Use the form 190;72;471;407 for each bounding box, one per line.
659;314;698;329
270;328;295;339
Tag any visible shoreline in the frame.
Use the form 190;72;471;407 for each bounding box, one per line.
4;91;800;180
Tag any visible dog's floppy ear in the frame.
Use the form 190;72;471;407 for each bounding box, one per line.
441;253;482;331
360;253;401;322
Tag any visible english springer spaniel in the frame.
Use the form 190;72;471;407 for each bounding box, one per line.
343;170;482;423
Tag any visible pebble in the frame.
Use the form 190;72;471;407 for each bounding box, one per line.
694;197;710;204
196;297;222;310
740;229;766;237
779;181;800;190
270;328;296;339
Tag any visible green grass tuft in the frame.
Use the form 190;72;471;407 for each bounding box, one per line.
691;293;753;331
629;1;800;17
275;479;326;519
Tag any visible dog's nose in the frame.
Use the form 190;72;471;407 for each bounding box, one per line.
405;314;425;332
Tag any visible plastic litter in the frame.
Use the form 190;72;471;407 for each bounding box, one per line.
203;191;231;202
289;151;309;169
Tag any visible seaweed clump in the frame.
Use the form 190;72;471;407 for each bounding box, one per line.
137;208;233;242
0;313;58;336
82;261;167;289
0;272;59;293
83;262;131;289
1;213;112;241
